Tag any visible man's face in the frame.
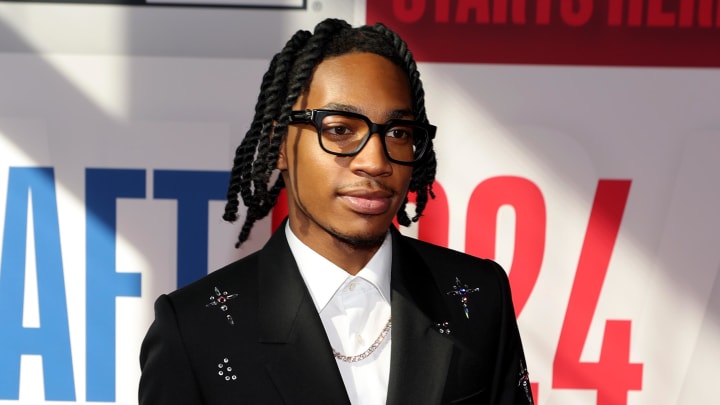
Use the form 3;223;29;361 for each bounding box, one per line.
278;52;414;252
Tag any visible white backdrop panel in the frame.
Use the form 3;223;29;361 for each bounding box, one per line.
0;7;719;405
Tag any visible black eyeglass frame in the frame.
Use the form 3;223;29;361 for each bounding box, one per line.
287;109;436;165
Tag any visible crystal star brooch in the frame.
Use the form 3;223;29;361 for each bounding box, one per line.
205;286;239;325
446;277;480;319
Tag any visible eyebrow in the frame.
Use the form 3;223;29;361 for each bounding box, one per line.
320;102;414;120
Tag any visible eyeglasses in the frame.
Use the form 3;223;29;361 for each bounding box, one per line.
288;109;435;164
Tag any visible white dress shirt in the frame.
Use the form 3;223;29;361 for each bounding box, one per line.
286;224;392;405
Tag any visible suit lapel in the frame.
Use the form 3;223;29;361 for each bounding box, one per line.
386;229;455;405
257;226;350;405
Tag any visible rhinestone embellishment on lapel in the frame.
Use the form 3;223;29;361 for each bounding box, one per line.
206;287;239;325
446;277;480;319
433;321;451;335
517;360;534;403
217;358;237;382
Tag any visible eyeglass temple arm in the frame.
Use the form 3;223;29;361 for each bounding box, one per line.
288;110;312;122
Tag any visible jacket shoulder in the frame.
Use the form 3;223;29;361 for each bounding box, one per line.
399;235;505;275
165;250;262;310
395;234;512;308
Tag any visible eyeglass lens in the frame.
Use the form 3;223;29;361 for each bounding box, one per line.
318;113;427;163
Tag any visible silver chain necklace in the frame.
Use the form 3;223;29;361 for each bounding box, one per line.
332;317;392;363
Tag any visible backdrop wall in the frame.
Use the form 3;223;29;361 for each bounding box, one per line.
0;1;718;404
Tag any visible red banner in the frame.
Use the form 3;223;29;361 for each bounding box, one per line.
367;0;720;67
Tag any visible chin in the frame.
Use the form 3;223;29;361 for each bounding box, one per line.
328;226;388;249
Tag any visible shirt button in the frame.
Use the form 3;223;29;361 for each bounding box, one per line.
355;334;365;345
348;281;356;291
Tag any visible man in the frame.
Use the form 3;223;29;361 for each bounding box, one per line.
139;18;534;405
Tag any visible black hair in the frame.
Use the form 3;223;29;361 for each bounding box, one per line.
223;18;437;247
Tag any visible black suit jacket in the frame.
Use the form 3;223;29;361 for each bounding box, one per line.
139;225;533;405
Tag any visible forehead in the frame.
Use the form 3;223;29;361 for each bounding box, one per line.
296;52;413;118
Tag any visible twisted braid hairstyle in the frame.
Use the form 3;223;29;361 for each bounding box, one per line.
223;18;437;247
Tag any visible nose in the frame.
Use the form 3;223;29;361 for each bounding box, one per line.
349;133;392;177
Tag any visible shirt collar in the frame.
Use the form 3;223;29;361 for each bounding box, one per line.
285;222;392;312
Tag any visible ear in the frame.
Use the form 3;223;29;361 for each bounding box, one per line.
276;130;288;171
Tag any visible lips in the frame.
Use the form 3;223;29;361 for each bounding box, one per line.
339;189;393;215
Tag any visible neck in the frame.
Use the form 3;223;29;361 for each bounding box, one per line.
288;221;387;275
326;238;384;275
